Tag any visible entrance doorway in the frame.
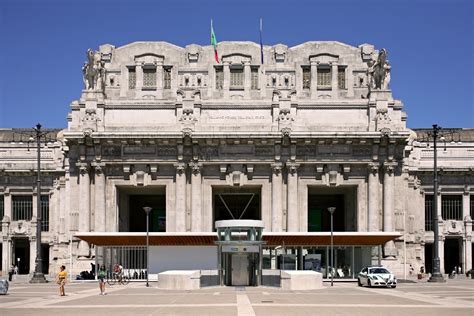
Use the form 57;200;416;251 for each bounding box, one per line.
213;187;261;230
307;186;357;232
444;238;461;274
13;238;30;274
224;252;259;286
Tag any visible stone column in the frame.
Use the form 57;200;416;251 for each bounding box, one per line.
286;162;299;232
4;190;11;219
32;191;38;220
383;163;397;257
271;162;283;232
156;61;163;99
29;234;36;274
77;163;90;257
190;162;202;232
1;237;11;275
439;237;445;274
174;162;187;232
331;62;339;97
93;163;106;232
346;64;354;97
119;64;127;97
310;61;318;98
135;62;143;91
244;61;251;99
223;61;230;99
462;192;470;219
367;163;379;231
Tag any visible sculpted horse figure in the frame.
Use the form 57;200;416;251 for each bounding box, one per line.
372;48;388;90
82;49;104;90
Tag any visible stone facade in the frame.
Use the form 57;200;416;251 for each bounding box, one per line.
0;41;472;277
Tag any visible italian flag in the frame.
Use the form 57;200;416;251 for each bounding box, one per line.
211;20;219;63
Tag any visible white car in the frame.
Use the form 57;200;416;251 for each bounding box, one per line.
357;266;397;288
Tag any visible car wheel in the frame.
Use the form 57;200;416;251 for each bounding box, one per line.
391;285;396;288
368;279;372;288
357;278;362;287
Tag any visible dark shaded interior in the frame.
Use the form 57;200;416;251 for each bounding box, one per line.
213;187;261;228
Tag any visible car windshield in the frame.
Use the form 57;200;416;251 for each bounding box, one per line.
369;268;389;274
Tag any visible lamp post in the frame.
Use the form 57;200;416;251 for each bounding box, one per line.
143;206;152;287
30;124;47;283
428;124;445;283
328;207;336;287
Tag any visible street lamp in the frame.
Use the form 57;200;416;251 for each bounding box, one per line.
30;124;48;283
328;207;336;287
428;124;445;283
143;206;152;287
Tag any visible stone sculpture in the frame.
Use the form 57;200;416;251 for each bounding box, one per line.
82;49;105;90
368;48;391;90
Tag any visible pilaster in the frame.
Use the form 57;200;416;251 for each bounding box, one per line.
174;162;187;232
368;162;380;231
77;162;90;257
190;161;203;232
244;61;251;99
271;162;283;232
346;64;354;97
331;62;339;97
310;61;318;99
286;162;299;232
93;162;106;232
135;62;143;91
223;61;230;99
383;162;397;257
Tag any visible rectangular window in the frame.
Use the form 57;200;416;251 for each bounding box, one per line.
441;195;462;220
317;67;331;89
41;195;49;232
425;195;433;231
143;68;156;89
215;67;223;90
128;67;136;90
302;67;310;89
12;196;33;221
163;67;171;89
230;67;244;89
338;67;346;89
251;67;259;90
0;195;4;220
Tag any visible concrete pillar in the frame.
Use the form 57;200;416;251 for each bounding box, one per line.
331;62;339;97
244;61;251;99
135;63;143;91
174;162;187;232
94;163;106;232
223;61;230;99
310;61;318;98
368;163;380;231
462;192;470;219
77;163;90;257
286;162;299;232
190;162;202;232
32;191;38;219
383;163;397;257
29;237;36;274
439;237;445;274
271;162;283;232
347;64;354;97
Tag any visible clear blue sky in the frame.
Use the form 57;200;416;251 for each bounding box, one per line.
0;0;472;129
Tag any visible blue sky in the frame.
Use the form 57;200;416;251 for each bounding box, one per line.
0;0;472;128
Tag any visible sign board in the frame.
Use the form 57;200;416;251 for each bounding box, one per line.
222;245;260;253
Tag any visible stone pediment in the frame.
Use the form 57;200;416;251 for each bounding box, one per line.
221;53;252;64
134;53;165;65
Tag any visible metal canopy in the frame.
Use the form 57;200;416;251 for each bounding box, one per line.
75;232;401;247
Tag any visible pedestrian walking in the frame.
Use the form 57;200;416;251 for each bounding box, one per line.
98;264;107;295
56;265;67;296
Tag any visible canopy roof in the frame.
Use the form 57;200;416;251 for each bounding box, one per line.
75;232;400;247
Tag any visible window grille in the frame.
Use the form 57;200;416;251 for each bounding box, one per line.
143;68;156;88
470;195;474;220
302;67;310;89
441;195;462;220
12;196;33;221
215;67;223;90
128;67;136;89
230;68;244;89
163;67;171;89
425;195;433;231
41;195;49;232
0;195;4;220
338;67;346;89
251;67;259;90
317;67;331;89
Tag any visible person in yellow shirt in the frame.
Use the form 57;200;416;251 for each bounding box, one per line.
56;265;67;296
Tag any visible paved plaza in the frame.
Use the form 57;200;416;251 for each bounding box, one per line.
0;278;472;316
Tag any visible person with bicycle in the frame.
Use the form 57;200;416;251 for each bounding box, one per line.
97;264;107;295
113;263;123;283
